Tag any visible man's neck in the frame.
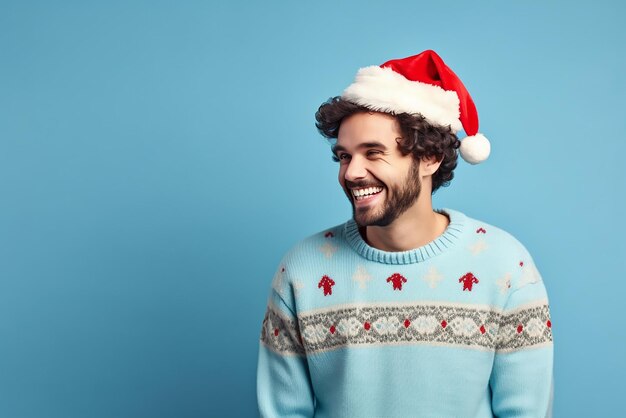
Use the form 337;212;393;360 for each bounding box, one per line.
363;202;450;252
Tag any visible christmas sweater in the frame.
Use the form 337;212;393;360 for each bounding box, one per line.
257;209;553;418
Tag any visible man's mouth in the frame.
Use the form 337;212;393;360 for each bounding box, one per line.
351;186;384;201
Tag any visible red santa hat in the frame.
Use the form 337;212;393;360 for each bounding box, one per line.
341;50;490;164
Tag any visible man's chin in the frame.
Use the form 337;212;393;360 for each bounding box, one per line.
352;208;386;228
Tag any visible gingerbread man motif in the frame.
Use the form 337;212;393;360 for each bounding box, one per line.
459;272;479;291
387;273;407;291
318;275;335;296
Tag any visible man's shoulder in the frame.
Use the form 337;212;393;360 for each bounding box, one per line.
454;208;532;256
281;221;348;262
453;208;544;293
267;221;348;309
459;211;550;309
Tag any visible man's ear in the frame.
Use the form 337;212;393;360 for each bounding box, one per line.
419;155;443;177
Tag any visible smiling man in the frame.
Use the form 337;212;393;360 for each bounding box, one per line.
257;50;553;418
331;110;449;251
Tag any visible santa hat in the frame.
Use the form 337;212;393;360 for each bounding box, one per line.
341;50;490;164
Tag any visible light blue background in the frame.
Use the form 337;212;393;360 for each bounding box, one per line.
1;1;624;417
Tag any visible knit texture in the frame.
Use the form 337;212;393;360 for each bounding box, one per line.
257;209;553;418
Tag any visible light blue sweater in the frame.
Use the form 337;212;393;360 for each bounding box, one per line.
257;209;553;418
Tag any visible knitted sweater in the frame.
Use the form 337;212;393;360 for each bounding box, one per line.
257;209;553;418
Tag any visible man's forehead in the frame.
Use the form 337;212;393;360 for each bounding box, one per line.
332;140;389;154
335;112;400;144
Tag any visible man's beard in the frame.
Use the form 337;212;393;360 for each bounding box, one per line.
348;160;421;227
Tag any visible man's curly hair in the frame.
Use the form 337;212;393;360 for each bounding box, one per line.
315;97;461;193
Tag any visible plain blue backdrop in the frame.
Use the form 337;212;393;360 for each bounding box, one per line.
1;1;625;417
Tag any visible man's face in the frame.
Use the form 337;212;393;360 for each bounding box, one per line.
334;112;421;227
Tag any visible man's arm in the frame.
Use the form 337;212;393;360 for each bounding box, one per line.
257;287;315;418
490;257;554;418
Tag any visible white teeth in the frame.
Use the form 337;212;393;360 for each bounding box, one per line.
352;187;383;199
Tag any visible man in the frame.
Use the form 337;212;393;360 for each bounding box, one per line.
257;50;553;418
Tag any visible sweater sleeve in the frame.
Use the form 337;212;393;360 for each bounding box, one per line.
490;255;554;418
257;287;315;418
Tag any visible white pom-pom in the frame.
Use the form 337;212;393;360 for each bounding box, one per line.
459;133;490;164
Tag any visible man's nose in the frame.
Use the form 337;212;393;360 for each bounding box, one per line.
344;157;367;182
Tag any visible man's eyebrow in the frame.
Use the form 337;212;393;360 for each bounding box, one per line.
332;142;387;155
332;144;346;155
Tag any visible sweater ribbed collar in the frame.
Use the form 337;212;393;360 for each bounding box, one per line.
343;208;467;265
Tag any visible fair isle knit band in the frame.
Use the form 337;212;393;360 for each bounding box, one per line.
261;300;552;356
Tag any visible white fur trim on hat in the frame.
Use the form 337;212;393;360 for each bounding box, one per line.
459;133;490;164
341;66;463;132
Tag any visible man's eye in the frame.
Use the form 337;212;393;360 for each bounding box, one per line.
335;154;351;162
367;150;382;157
